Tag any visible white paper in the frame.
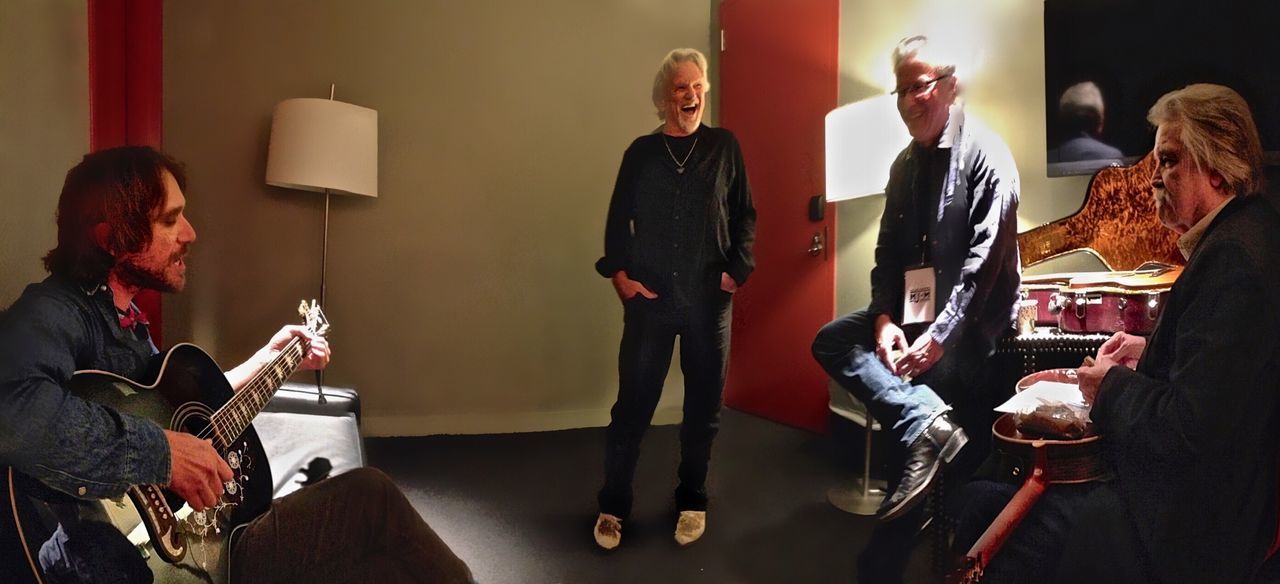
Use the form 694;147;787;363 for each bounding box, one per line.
902;267;936;325
994;380;1087;413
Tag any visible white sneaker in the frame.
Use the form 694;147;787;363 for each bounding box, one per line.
674;510;706;546
594;513;622;550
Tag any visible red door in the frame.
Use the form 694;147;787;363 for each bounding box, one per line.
720;0;839;433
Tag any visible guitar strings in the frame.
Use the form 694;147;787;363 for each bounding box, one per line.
197;339;303;442
193;338;306;443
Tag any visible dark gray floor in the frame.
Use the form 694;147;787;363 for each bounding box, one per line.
366;409;934;584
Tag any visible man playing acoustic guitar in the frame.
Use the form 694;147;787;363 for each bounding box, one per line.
0;146;473;583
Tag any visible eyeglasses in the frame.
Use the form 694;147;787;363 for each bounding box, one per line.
892;73;952;99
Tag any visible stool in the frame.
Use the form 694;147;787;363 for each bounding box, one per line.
827;381;886;515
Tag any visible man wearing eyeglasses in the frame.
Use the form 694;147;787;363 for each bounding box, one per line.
811;34;1020;582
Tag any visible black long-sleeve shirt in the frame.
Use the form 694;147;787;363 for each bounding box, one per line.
595;124;756;307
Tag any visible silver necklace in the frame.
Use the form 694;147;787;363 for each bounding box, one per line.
662;135;698;174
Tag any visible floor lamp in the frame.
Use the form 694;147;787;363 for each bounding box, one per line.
265;87;378;403
823;94;908;515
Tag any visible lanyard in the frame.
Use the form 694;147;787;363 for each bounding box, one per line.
910;149;935;266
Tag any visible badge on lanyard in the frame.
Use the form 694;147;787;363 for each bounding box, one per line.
902;264;936;325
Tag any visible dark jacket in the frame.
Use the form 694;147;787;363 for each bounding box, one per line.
1094;194;1280;583
868;110;1022;357
0;276;169;499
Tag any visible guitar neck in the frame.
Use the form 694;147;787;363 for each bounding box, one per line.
211;338;306;445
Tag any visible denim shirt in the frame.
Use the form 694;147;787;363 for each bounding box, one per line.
868;108;1022;356
0;275;170;498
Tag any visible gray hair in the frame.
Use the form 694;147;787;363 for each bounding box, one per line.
1147;83;1264;197
651;48;710;120
890;35;955;79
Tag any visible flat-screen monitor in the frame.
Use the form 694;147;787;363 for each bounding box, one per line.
1044;0;1280;177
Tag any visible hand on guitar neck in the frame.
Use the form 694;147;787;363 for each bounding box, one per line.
225;324;332;392
164;430;234;512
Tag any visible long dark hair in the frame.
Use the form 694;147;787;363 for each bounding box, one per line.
43;146;187;286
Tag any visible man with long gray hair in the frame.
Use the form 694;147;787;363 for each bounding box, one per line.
592;47;755;550
954;83;1280;583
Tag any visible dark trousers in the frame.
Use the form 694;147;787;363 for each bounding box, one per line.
851;430;992;584
950;480;1153;584
598;294;733;519
231;467;474;584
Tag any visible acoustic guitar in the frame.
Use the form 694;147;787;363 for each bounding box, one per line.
0;301;328;584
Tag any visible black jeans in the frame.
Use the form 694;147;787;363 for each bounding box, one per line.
950;480;1153;584
598;293;733;519
231;467;474;583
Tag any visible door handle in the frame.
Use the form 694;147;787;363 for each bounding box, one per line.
808;232;824;256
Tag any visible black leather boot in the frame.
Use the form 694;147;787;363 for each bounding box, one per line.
877;413;968;522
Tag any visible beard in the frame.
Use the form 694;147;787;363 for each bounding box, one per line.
115;252;185;293
1152;188;1176;230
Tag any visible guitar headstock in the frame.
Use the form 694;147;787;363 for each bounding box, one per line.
297;300;331;337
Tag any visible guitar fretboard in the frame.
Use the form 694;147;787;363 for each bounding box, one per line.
209;338;305;446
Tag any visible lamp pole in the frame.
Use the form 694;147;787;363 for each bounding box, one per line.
314;187;330;404
266;84;377;405
312;84;338;405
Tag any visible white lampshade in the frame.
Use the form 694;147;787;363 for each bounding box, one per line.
824;94;911;202
266;98;378;197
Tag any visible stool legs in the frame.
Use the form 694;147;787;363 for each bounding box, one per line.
828;415;887;515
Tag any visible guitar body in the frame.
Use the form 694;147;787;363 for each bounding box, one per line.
1018;153;1183;271
2;344;275;584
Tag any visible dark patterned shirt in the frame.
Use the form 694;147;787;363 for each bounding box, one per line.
595;124;756;308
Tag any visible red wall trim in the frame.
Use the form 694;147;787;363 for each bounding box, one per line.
88;0;127;150
88;0;165;344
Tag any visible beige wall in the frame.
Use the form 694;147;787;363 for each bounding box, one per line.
834;0;1106;315
162;0;1124;436
0;1;88;307
163;0;717;435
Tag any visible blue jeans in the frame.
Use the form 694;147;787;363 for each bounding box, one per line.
814;310;999;583
812;309;971;447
